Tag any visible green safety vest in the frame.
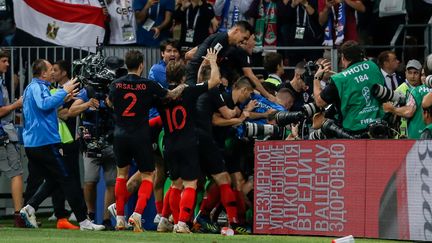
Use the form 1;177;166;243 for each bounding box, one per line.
407;85;432;139
50;88;73;144
264;76;281;87
331;60;385;131
395;82;414;137
421;123;432;139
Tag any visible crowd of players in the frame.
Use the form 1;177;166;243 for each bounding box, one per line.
2;18;432;235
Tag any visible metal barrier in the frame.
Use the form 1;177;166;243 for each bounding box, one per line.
3;41;432;104
4;46;161;101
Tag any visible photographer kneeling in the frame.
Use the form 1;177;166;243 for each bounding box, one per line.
313;41;386;137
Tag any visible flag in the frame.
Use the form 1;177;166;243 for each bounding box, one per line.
13;0;105;48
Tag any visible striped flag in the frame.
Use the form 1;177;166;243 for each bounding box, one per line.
13;0;105;48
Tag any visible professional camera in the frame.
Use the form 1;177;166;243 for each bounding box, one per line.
72;42;125;97
309;119;354;139
321;119;354;139
242;122;283;139
273;102;320;127
78;126;111;157
301;61;319;86
372;84;406;106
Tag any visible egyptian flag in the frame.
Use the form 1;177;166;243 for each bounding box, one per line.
13;0;105;48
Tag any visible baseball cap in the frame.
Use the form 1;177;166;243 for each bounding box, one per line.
406;59;422;70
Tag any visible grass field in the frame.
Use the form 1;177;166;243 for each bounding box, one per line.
0;217;412;243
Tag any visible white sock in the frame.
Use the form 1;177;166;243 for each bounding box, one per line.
116;216;125;222
132;212;141;218
178;221;187;226
25;205;35;215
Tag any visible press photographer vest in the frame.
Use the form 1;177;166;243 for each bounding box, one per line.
421;123;432;139
407;85;432;139
331;60;385;132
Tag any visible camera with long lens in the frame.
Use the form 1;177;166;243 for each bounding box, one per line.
242;122;283;139
273;102;320;127
300;61;319;87
372;84;406;106
321;119;354;139
309;119;354;140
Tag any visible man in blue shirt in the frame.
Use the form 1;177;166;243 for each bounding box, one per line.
133;0;175;46
20;59;105;231
148;38;181;89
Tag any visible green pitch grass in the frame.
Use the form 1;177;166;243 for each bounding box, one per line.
0;217;410;243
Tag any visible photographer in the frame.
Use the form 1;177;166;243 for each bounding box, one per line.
281;61;314;112
383;69;432;139
421;92;432;139
69;70;116;228
313;40;385;135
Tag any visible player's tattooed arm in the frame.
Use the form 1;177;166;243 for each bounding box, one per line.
166;83;188;100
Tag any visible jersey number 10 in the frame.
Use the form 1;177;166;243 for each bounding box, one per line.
165;106;187;132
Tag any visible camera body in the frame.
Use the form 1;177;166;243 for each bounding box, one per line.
301;61;319;87
73;44;120;157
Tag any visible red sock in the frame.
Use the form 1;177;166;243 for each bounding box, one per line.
179;187;196;223
219;184;238;224
161;187;173;218
115;178;128;216
235;190;246;224
169;188;181;224
134;180;153;214
149;116;162;128
199;183;220;216
155;201;163;215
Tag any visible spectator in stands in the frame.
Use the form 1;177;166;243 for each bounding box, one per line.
133;0;175;46
0;0;15;46
356;0;374;45
246;0;278;49
106;0;137;45
407;0;432;48
276;0;322;65
214;0;253;32
421;92;432;139
174;0;218;51
378;50;402;91
372;0;406;49
318;0;365;46
21;59;104;230
0;49;24;228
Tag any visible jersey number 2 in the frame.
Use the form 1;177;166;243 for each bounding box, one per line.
122;93;137;117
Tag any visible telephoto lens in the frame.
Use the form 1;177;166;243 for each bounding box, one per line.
372;84;406;106
243;122;282;139
321;119;354;139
